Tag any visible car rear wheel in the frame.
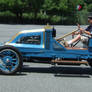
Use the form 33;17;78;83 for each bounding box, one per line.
88;59;92;67
0;46;23;75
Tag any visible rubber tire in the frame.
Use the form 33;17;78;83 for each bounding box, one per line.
0;45;23;75
88;59;92;67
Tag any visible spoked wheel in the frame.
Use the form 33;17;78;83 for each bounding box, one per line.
0;46;23;75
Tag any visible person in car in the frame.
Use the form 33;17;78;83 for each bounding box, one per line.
66;16;92;47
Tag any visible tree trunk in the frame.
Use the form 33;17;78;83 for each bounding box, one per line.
19;12;23;24
16;13;19;24
16;12;23;24
34;10;38;24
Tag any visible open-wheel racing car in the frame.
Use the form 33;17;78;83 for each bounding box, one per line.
0;25;92;75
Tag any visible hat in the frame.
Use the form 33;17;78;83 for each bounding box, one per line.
88;16;92;20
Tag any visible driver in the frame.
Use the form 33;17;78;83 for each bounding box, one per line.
66;16;92;47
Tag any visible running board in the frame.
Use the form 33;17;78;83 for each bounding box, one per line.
51;60;88;65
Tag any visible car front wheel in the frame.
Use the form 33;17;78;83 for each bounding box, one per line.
0;46;23;75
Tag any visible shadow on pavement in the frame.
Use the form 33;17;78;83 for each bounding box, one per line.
22;65;92;78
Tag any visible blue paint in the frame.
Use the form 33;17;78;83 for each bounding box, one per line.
3;28;92;61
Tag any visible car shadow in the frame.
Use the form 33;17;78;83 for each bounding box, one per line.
22;65;92;78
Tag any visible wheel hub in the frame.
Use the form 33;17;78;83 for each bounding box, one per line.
3;56;12;64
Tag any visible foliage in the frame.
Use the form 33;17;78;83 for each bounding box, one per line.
87;4;92;12
84;0;92;4
0;0;91;24
50;15;61;24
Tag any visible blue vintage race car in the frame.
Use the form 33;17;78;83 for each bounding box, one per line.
0;25;92;74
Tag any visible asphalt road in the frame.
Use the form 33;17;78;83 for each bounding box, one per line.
0;24;92;92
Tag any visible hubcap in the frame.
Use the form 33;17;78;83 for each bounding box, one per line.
3;56;12;63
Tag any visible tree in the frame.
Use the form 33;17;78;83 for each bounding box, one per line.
0;0;90;24
87;4;92;12
0;0;9;11
27;0;44;19
8;0;28;23
0;0;28;23
57;0;68;14
84;0;92;4
0;0;44;23
42;0;68;15
67;0;84;12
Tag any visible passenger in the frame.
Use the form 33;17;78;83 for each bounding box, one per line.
66;16;92;48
